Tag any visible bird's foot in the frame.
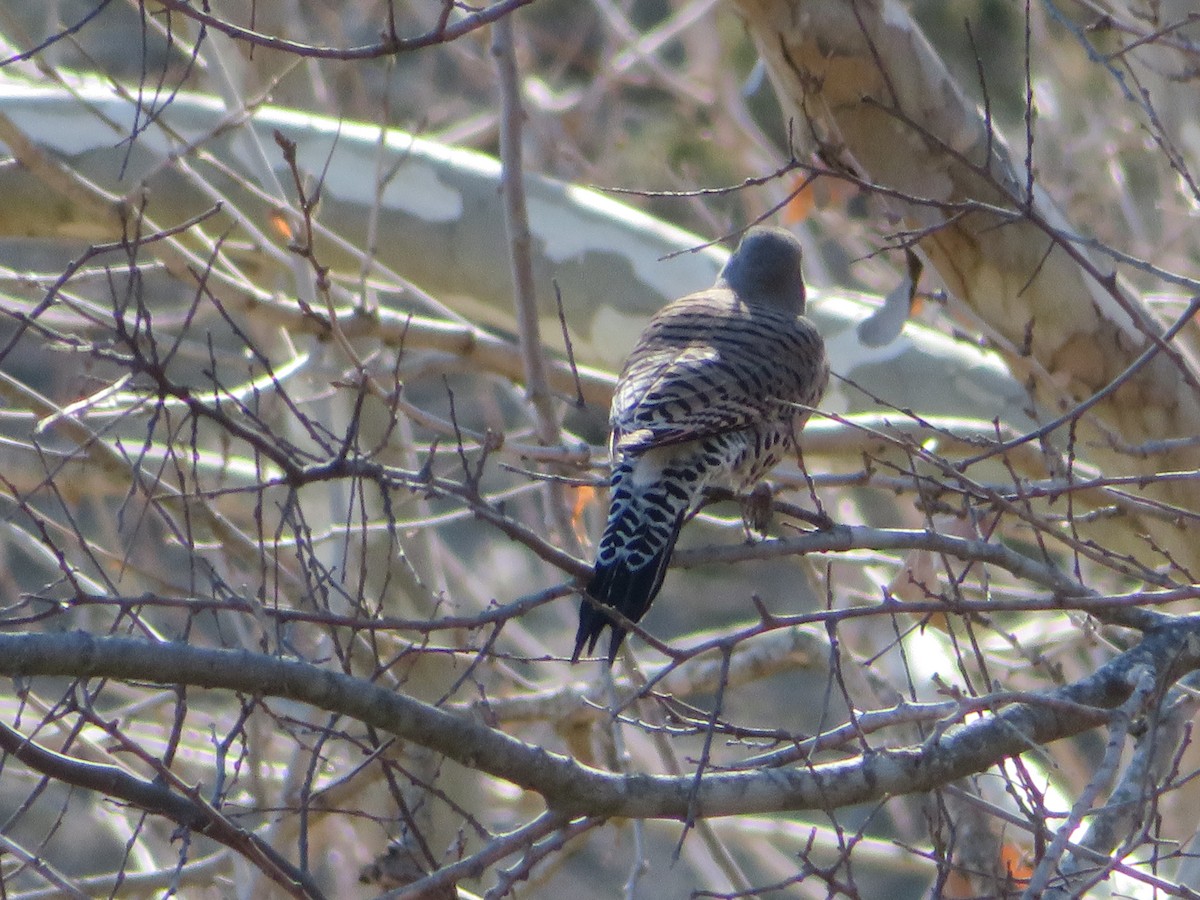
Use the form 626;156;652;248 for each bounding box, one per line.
741;482;774;538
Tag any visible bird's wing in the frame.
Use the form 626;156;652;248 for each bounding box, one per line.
611;291;826;454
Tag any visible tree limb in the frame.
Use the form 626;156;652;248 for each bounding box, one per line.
2;624;1197;820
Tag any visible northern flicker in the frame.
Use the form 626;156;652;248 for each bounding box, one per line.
574;226;829;664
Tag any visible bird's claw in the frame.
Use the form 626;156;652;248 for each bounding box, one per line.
741;482;774;537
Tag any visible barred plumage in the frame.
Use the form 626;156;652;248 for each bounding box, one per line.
574;226;829;663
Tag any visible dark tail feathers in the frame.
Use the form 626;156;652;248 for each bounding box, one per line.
572;513;685;664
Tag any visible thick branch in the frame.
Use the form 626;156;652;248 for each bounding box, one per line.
674;523;1169;631
1;625;1197;820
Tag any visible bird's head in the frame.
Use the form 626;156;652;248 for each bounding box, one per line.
717;226;806;312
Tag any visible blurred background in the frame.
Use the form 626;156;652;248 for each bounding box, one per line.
0;1;1198;897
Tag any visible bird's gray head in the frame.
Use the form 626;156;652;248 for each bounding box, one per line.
717;226;806;312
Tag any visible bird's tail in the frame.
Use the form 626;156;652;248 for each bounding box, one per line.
573;459;691;664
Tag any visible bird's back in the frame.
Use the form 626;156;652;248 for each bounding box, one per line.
612;287;828;457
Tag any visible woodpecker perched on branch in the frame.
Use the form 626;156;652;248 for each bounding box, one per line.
574;226;830;664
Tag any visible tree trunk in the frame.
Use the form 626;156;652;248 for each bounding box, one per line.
731;0;1200;570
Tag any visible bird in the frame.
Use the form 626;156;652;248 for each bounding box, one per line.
573;225;830;664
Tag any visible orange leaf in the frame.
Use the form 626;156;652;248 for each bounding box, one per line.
572;485;597;524
570;485;601;545
1000;842;1033;884
781;177;815;224
269;210;294;241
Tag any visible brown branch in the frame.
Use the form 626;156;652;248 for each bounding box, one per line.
0;624;1197;821
0;719;322;899
671;523;1169;631
153;0;535;58
389;811;593;900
